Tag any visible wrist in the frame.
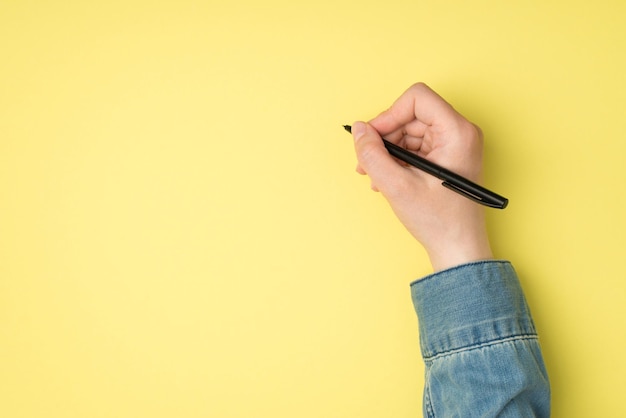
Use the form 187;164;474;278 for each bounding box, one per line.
428;242;494;272
424;218;493;272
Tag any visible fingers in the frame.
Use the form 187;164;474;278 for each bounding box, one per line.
369;82;457;136
379;120;427;154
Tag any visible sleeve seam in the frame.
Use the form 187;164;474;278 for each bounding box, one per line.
410;259;511;286
423;334;539;362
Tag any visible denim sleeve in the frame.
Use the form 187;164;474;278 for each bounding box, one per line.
410;261;550;417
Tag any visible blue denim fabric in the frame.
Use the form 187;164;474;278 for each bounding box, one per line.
411;261;550;417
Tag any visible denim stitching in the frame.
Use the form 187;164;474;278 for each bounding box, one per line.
423;334;539;362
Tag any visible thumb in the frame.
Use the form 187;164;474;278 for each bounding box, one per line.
351;121;407;192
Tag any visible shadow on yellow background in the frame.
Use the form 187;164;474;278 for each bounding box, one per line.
1;1;625;416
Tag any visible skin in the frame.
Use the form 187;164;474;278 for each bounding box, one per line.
351;83;493;272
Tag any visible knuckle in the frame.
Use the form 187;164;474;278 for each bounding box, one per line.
455;118;483;147
410;81;428;92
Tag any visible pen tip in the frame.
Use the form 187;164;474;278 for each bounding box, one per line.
343;125;352;133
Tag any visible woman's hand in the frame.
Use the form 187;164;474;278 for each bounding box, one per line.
351;83;493;272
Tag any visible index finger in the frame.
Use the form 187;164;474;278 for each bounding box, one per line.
369;82;457;136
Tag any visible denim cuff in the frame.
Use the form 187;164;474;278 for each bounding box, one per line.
410;261;538;360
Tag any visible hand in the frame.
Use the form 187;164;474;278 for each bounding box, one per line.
351;83;493;272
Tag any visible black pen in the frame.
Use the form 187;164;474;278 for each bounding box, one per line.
343;125;508;209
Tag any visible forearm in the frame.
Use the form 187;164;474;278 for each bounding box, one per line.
411;261;551;417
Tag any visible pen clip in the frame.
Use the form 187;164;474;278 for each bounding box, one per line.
441;181;502;209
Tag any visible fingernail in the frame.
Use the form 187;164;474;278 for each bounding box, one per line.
351;121;367;141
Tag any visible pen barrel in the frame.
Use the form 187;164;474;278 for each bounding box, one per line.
383;139;508;209
383;139;440;177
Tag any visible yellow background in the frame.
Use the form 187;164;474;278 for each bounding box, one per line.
1;0;625;416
